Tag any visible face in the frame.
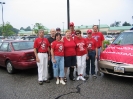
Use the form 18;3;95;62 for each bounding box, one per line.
66;31;71;38
56;35;61;41
76;32;81;38
93;26;98;32
87;33;92;37
39;30;44;37
50;29;56;37
70;26;74;31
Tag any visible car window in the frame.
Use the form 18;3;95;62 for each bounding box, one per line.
12;41;34;50
8;44;12;52
0;42;9;51
113;32;133;45
0;42;2;46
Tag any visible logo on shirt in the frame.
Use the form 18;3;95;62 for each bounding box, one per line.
88;43;92;49
41;42;46;49
77;42;85;51
59;45;63;52
92;36;100;42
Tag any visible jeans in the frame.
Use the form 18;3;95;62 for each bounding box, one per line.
52;56;64;77
86;51;96;75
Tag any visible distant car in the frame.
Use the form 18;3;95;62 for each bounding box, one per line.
99;30;133;78
21;36;38;41
104;35;114;43
0;40;37;74
44;34;50;38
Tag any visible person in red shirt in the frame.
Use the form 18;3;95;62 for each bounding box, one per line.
63;30;76;81
34;29;50;85
51;33;66;85
74;30;87;81
85;29;98;78
92;25;104;76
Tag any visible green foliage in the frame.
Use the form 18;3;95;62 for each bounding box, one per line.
103;40;110;49
33;23;45;34
122;21;131;26
0;22;15;37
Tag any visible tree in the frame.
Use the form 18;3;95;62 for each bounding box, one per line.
25;26;31;31
122;21;131;26
0;22;15;37
12;28;19;34
110;21;121;27
20;27;25;30
33;23;45;34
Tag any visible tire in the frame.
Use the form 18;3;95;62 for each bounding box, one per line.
6;60;15;74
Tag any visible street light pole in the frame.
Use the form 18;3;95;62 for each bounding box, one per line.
67;0;70;29
0;2;5;34
62;22;64;34
132;16;133;26
99;19;100;32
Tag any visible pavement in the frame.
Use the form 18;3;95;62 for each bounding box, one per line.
0;67;133;99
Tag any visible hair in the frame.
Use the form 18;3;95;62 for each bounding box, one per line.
75;30;81;34
92;25;99;29
65;30;71;34
38;29;44;33
55;33;62;40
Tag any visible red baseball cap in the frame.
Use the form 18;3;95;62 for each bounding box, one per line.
87;29;92;34
69;22;74;26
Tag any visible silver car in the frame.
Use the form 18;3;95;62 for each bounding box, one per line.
99;30;133;78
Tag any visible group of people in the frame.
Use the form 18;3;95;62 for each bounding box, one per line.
33;22;104;85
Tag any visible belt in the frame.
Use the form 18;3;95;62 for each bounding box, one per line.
38;52;47;53
98;47;101;48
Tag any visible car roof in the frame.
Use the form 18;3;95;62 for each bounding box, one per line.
123;30;133;32
2;40;33;43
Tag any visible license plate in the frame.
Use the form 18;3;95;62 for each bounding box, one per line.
114;66;124;73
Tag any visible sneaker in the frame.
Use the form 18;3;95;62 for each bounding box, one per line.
84;74;89;78
92;74;97;78
38;81;43;85
56;79;59;84
97;71;101;76
80;76;86;81
60;80;66;85
76;76;80;80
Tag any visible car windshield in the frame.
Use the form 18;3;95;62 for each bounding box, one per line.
112;32;133;45
12;41;34;50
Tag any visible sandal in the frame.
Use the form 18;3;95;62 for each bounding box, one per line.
64;77;67;82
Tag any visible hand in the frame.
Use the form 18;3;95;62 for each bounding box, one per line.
48;56;50;60
52;59;56;63
36;57;40;62
95;55;98;59
86;56;89;60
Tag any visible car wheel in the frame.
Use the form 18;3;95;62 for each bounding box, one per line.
6;60;15;74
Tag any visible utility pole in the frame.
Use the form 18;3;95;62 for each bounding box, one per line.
67;0;70;29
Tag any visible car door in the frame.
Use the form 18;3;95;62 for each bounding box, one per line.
0;42;9;67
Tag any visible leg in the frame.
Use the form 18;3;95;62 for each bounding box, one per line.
48;57;54;80
90;51;96;75
97;48;101;76
86;53;91;76
59;57;65;78
76;56;82;80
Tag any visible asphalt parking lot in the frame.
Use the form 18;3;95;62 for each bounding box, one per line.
0;67;133;99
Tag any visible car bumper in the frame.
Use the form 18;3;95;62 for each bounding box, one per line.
12;61;37;69
98;60;133;78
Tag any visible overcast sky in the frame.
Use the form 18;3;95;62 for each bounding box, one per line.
0;0;133;30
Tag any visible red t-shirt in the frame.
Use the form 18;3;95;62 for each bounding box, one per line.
85;37;97;51
92;32;104;48
63;37;76;56
74;37;87;56
34;37;50;52
51;41;64;56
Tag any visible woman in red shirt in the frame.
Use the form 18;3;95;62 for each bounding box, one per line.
51;33;66;85
74;30;87;81
63;30;76;82
85;29;98;78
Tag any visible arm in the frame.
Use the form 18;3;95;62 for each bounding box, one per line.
51;48;56;63
101;40;104;51
34;48;40;62
95;48;98;58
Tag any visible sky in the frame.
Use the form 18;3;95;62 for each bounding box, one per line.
0;0;133;30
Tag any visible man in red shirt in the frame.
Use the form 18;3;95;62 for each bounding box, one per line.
34;29;50;85
85;29;98;78
92;25;104;76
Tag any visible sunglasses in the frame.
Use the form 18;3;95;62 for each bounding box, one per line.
76;32;81;35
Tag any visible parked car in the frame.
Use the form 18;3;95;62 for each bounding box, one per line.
21;36;38;41
0;40;37;74
99;30;133;78
104;35;115;43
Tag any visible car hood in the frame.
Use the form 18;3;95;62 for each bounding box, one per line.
100;44;133;64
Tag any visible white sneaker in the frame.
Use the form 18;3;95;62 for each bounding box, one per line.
60;80;66;85
77;76;80;80
56;79;59;84
80;76;86;81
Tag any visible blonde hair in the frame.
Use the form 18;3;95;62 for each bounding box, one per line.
65;30;71;34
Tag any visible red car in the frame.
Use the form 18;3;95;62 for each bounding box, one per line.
0;40;37;74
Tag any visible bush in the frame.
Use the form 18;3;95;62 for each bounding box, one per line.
103;40;110;49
